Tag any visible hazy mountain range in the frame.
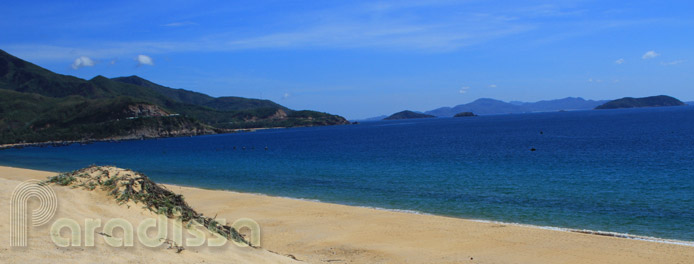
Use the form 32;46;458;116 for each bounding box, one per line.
367;96;693;121
424;97;610;117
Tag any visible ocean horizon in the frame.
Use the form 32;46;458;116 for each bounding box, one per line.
2;106;693;242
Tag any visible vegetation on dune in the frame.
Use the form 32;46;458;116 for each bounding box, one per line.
45;166;250;246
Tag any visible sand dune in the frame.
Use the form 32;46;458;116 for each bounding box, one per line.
1;165;693;264
0;166;298;264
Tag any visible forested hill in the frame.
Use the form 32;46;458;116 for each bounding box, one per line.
0;49;349;145
595;95;685;109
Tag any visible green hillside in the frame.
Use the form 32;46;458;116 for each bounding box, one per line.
0;49;349;145
111;75;342;129
0;89;212;144
112;75;214;105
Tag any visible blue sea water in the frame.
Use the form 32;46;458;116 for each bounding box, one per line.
1;106;693;241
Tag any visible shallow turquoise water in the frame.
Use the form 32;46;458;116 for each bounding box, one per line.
2;106;693;241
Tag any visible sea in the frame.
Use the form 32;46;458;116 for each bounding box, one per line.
1;106;693;242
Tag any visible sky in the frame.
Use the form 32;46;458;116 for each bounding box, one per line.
1;0;693;119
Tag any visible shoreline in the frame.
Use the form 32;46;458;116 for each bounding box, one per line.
134;178;694;247
2;165;694;263
0;127;274;150
0;125;327;150
187;187;694;248
4;164;694;247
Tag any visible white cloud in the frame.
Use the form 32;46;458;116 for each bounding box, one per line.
283;92;291;99
661;60;684;66
615;58;624;64
488;84;497;88
3;2;662;63
71;56;95;69
642;50;659;59
136;55;154;66
459;86;470;94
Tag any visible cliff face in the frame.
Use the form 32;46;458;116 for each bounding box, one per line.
115;104;213;139
595;95;685;110
124;104;169;118
270;109;288;120
111;116;215;140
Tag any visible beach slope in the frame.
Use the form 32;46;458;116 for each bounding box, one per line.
0;166;298;264
1;166;693;263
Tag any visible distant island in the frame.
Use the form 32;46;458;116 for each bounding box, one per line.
359;97;608;121
454;112;477;117
425;97;608;117
384;110;435;120
362;95;691;121
595;95;685;110
0;49;349;146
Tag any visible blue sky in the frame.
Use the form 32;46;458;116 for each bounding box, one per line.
1;0;693;119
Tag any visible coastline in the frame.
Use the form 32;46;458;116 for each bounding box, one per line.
181;186;694;248
147;182;694;248
2;165;693;263
0;127;277;150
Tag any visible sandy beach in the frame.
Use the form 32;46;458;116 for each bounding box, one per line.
1;165;693;264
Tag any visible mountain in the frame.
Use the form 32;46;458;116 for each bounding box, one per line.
112;75;214;105
595;95;686;110
686;101;694;106
111;76;348;129
518;97;608;112
112;76;288;111
426;98;525;116
425;97;608;117
384;110;435;120
0;49;348;145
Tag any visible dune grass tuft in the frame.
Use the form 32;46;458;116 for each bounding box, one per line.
45;165;249;245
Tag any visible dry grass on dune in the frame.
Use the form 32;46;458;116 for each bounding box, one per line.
0;166;298;264
45;165;249;246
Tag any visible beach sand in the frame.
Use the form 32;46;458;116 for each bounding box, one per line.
1;165;693;263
